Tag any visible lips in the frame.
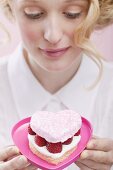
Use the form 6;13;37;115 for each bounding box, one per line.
40;47;70;58
44;47;70;53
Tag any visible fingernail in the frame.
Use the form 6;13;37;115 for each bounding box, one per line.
18;155;28;164
87;141;95;149
14;147;20;153
8;146;20;154
80;151;89;159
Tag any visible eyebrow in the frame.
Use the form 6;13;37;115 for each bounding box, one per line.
65;0;86;2
22;0;86;2
21;0;40;2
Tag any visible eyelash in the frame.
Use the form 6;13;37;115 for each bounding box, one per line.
25;12;44;19
24;12;82;20
63;12;82;19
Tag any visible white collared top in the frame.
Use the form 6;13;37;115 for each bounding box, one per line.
1;43;113;170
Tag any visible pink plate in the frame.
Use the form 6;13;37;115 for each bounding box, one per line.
12;117;92;170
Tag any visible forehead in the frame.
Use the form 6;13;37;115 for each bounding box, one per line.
14;0;89;10
16;0;88;4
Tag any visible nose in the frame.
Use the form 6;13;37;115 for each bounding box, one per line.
43;16;63;45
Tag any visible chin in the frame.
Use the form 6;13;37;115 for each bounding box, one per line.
41;61;74;72
43;66;69;73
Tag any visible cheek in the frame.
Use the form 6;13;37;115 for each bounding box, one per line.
65;26;76;44
19;23;40;43
66;31;78;48
22;29;37;43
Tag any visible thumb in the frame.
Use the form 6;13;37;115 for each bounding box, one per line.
0;155;28;170
0;146;20;161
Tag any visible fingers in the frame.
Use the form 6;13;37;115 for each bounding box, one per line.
77;159;111;170
0;155;28;170
87;138;113;152
77;137;113;169
0;146;36;170
0;146;20;161
21;164;37;170
76;161;92;170
80;149;113;164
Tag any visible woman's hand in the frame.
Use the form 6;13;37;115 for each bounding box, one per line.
0;145;37;170
76;136;113;170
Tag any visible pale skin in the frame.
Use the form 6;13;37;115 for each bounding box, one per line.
1;0;113;169
76;136;113;170
0;146;37;170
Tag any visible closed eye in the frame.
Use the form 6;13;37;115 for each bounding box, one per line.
24;12;44;19
24;11;82;20
63;12;82;19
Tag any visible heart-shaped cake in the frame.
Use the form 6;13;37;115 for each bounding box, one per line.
28;110;82;165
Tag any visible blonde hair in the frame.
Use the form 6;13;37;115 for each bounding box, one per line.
75;0;113;88
76;0;102;88
0;0;113;87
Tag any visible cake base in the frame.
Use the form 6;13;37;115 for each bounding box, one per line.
29;141;76;165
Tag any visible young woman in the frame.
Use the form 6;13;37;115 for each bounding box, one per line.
0;0;113;169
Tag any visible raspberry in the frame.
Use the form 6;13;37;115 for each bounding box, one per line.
28;124;36;135
63;137;73;145
46;142;62;153
35;135;47;147
74;129;81;136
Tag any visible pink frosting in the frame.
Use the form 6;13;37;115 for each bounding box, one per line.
30;110;82;143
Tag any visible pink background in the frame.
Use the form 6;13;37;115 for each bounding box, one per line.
0;10;113;61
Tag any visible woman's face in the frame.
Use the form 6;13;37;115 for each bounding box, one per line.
13;0;89;71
